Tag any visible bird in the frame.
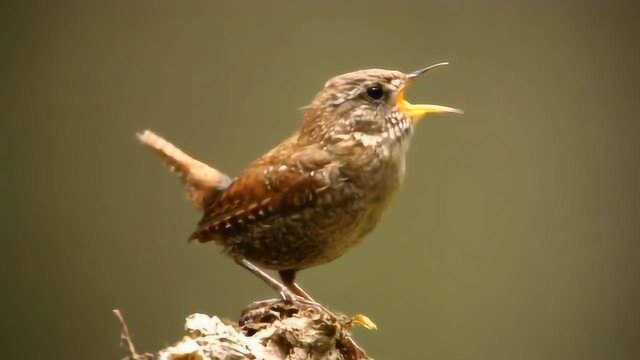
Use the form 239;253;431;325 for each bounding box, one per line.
138;62;461;305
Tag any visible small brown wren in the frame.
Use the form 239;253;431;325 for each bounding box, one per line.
139;62;461;304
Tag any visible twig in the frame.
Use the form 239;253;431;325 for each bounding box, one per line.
112;309;154;360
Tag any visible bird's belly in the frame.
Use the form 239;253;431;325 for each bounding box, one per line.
230;169;403;270
314;144;409;264
227;200;372;270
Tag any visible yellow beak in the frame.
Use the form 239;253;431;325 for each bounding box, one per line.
398;96;463;124
398;62;463;124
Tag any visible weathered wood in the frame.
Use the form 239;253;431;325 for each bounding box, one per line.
114;300;374;360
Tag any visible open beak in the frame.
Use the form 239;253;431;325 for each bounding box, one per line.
398;62;463;124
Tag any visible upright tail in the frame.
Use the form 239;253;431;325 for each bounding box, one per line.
137;130;231;209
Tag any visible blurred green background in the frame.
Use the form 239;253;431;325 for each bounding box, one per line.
2;1;639;359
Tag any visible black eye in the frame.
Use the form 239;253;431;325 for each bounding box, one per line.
366;85;385;100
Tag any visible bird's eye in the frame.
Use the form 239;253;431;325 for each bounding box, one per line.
366;85;385;100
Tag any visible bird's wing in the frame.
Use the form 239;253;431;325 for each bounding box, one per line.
191;144;339;242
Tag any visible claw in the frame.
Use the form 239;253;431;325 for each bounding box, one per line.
279;289;298;304
277;292;337;318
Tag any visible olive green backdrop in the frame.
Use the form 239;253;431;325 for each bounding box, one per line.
2;1;639;359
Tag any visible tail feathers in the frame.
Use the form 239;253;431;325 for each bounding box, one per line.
137;130;231;209
189;224;221;244
188;229;209;243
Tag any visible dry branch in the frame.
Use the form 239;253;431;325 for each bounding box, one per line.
113;309;154;360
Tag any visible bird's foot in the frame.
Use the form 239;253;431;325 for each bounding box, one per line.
279;290;337;317
246;293;334;319
278;288;299;304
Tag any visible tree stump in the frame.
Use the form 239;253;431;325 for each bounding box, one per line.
114;299;375;360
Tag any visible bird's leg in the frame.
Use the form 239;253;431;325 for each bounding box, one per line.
234;258;298;303
236;263;369;359
278;269;317;302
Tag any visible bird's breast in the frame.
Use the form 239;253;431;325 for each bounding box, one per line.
346;127;413;191
329;127;413;233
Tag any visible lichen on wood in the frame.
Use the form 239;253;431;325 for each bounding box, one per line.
114;300;373;360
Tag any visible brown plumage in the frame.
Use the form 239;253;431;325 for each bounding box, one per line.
139;64;460;304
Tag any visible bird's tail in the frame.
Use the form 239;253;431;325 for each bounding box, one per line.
137;130;231;209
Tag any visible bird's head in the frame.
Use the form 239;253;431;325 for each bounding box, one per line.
299;63;462;144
